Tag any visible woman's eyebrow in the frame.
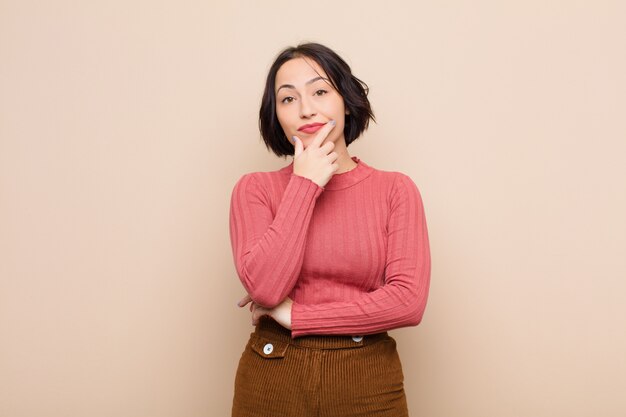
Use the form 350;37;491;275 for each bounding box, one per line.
276;76;329;94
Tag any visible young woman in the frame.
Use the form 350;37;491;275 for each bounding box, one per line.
228;42;431;417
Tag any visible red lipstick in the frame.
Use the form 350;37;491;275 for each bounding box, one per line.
298;122;326;134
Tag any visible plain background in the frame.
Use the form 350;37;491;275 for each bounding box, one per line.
1;1;625;416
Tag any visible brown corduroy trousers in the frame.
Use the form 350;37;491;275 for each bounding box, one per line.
231;316;409;417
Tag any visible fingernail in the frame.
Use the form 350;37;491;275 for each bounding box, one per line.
329;120;336;125
292;136;297;142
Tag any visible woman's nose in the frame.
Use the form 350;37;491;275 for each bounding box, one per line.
299;95;316;118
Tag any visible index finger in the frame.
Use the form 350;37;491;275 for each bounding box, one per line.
237;293;252;307
309;120;336;149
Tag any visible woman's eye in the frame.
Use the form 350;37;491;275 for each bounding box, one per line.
280;90;326;104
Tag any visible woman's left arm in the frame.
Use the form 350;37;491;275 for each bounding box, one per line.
289;174;431;338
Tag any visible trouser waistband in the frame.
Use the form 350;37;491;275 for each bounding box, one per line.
253;316;389;350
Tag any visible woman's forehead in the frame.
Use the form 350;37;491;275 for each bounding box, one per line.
275;57;328;85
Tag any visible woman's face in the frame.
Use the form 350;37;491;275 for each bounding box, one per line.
274;57;347;149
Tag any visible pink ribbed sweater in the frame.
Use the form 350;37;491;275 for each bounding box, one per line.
229;155;431;338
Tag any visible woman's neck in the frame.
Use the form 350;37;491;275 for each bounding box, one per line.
330;138;357;174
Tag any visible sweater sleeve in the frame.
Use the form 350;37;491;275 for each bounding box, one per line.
290;174;431;338
229;172;324;308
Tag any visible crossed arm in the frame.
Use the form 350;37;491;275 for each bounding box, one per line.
229;172;431;338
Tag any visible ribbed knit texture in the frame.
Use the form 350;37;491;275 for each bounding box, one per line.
229;155;431;338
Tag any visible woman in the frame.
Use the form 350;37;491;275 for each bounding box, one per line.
228;42;431;417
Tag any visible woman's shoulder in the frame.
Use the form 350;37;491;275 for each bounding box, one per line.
366;165;425;207
231;163;291;194
368;163;420;188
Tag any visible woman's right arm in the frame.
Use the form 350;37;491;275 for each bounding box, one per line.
229;172;324;308
230;121;338;308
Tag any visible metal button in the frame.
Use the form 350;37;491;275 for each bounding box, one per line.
352;336;363;342
263;343;274;355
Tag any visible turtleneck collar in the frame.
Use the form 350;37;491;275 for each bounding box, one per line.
280;155;373;190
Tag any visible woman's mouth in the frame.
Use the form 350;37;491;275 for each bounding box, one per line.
298;123;326;134
300;125;324;134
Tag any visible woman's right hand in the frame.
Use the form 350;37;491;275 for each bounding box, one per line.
291;120;339;188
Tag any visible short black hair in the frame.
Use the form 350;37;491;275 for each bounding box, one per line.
259;42;376;157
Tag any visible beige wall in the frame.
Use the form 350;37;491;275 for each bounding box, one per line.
1;1;625;416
